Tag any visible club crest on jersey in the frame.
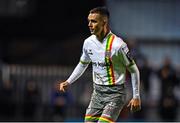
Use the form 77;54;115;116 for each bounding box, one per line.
105;51;111;57
87;49;93;55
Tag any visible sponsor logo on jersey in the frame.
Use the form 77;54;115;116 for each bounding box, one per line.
92;61;111;67
87;49;93;55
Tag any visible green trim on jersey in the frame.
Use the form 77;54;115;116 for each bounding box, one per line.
105;34;115;85
80;60;90;64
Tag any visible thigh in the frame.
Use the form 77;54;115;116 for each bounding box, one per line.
84;91;104;122
101;94;126;122
85;107;103;122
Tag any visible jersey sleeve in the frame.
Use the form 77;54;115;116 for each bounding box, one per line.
66;62;89;84
118;42;134;67
66;40;91;84
80;40;91;64
118;42;140;99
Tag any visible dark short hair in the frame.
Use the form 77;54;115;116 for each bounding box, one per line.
89;6;110;18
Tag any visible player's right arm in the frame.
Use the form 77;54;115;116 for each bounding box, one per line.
59;40;91;92
59;61;90;92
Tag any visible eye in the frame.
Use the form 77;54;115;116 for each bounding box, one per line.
88;19;98;24
91;20;97;23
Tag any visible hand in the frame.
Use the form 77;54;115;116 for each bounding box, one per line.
127;98;141;113
59;81;69;92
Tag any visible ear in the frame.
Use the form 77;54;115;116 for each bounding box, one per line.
103;16;108;25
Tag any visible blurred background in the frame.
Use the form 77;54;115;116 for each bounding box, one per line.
0;0;179;122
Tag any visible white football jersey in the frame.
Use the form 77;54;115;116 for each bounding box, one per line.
80;32;132;85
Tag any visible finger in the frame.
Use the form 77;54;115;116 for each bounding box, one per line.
59;83;62;90
60;85;64;92
130;104;133;111
59;84;62;91
127;101;131;107
61;87;65;92
127;103;130;107
62;88;65;92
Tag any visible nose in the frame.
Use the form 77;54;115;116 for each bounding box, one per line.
88;21;92;27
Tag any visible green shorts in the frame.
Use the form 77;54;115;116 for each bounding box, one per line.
85;83;126;122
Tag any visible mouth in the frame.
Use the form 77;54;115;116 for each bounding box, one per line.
89;28;94;33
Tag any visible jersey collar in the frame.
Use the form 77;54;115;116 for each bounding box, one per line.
102;31;113;43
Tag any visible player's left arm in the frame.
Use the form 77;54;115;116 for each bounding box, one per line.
120;43;141;112
127;61;141;112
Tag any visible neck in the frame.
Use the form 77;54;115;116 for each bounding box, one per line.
96;28;110;42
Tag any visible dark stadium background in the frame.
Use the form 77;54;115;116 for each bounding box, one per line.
0;0;104;65
0;0;179;122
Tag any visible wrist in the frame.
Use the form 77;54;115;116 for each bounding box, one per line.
133;95;140;99
66;81;71;85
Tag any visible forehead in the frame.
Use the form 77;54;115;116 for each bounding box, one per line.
88;13;102;20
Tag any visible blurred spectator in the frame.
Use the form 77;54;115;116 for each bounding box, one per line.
174;66;180;101
140;57;153;96
157;57;179;121
22;80;41;121
0;80;16;121
50;83;73;121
